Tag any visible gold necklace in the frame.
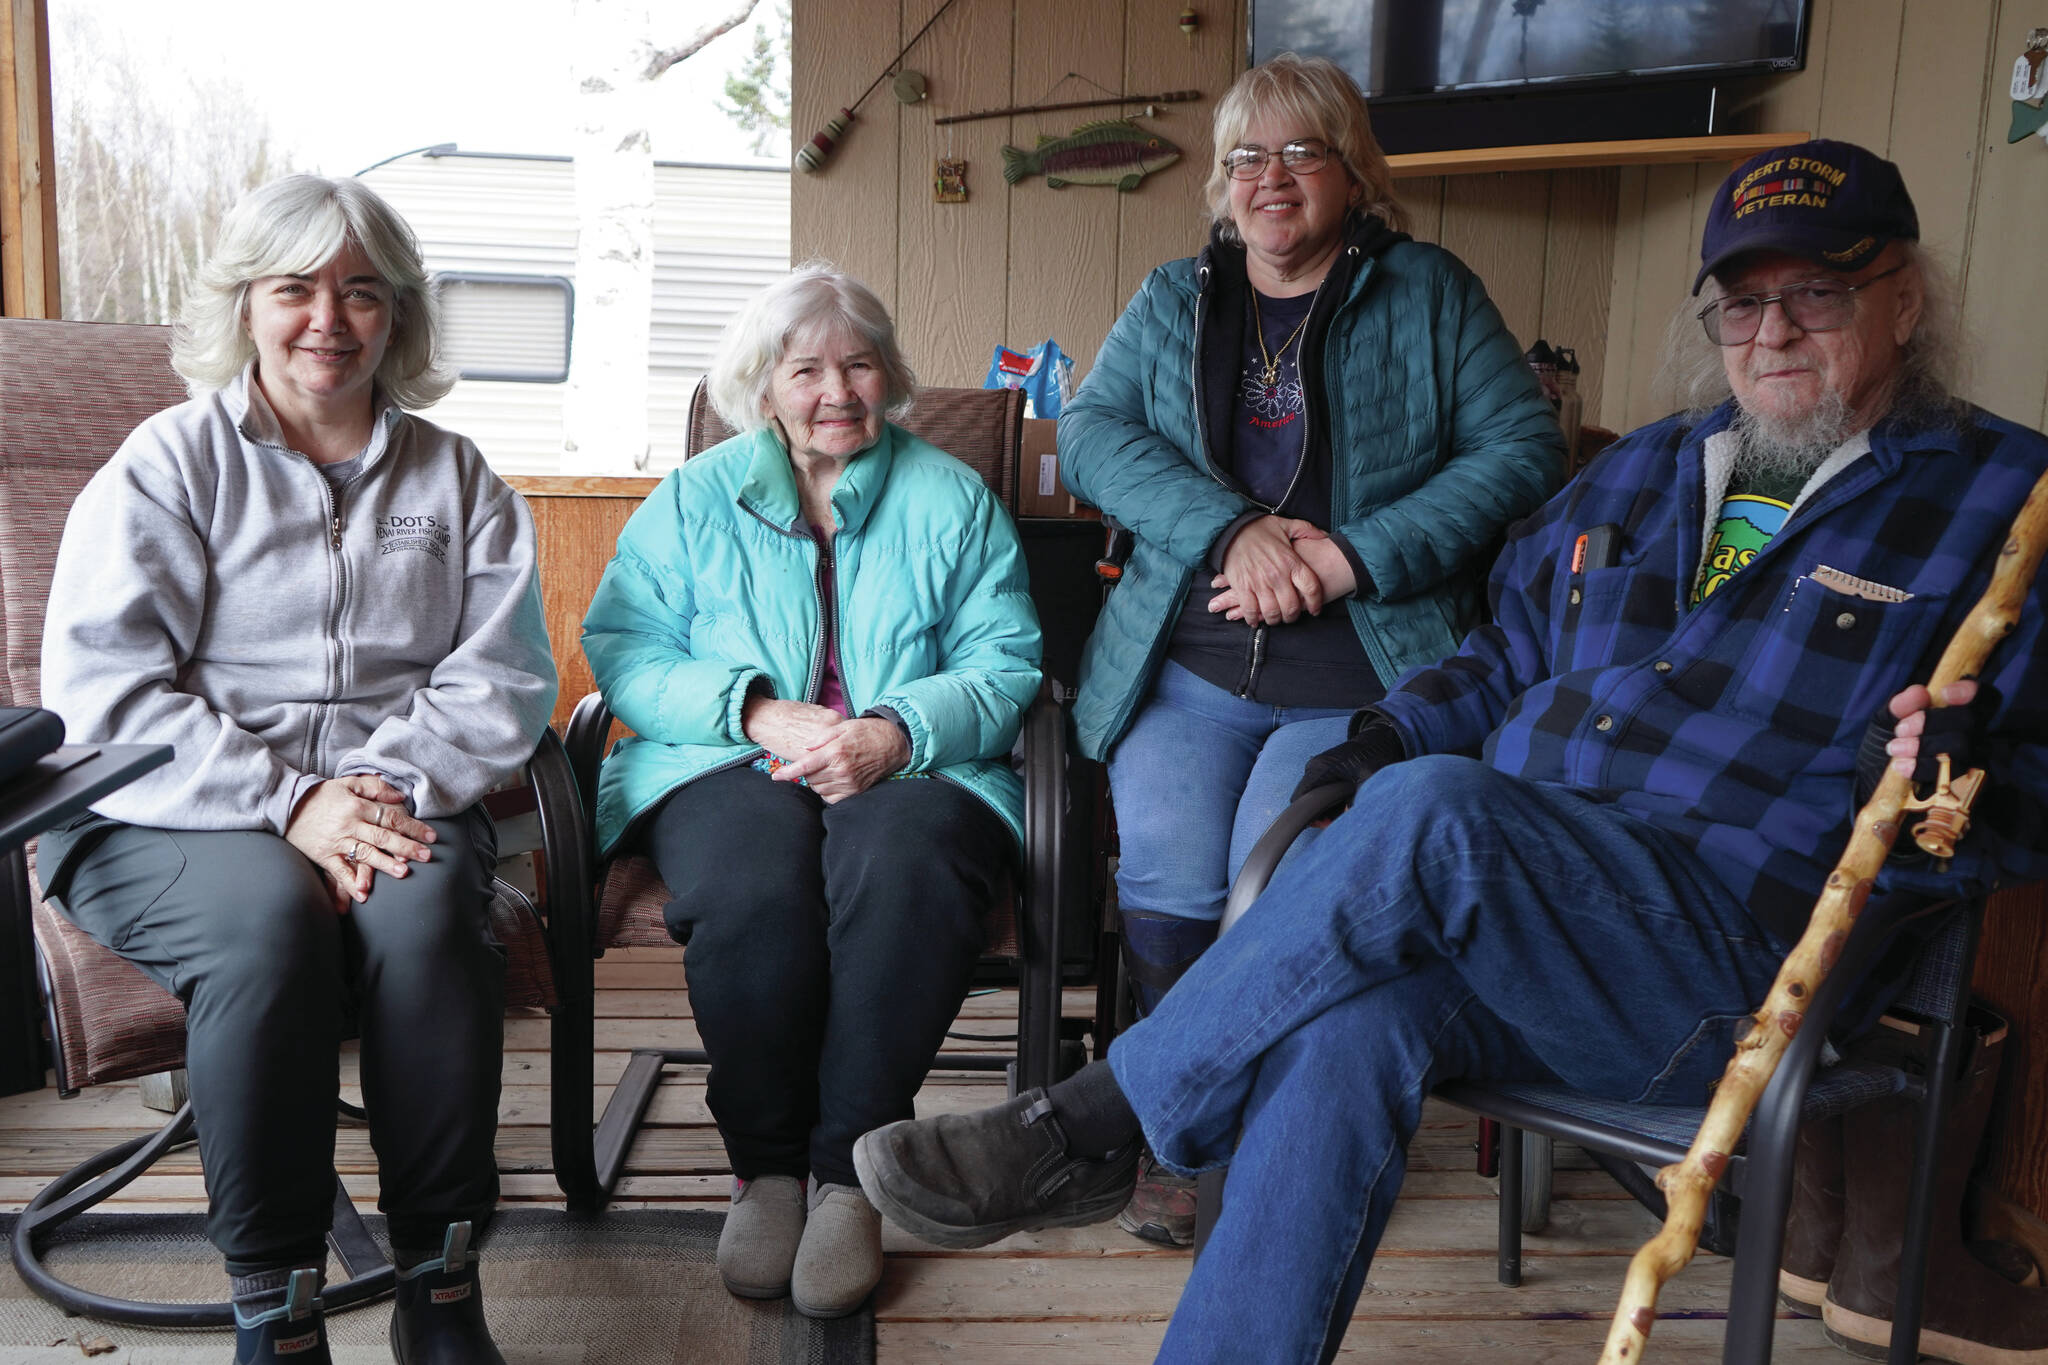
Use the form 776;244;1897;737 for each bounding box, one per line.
1252;292;1314;387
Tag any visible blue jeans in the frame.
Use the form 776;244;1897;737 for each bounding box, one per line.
1107;755;1789;1364
1109;661;1356;923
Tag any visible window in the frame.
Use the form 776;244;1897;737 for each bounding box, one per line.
434;273;574;383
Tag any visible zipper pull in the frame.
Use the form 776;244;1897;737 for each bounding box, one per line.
330;515;343;550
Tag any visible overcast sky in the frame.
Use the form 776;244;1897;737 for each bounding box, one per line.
52;0;781;174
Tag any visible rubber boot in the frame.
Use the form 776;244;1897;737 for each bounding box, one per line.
1779;1114;1847;1314
1782;1110;2033;1317
1824;1008;2048;1363
233;1269;329;1364
390;1222;507;1365
1116;909;1218;1247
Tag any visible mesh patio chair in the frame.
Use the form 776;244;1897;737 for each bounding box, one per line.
559;379;1087;1206
1202;781;1990;1365
0;318;595;1325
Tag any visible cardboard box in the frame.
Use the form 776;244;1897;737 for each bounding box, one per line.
1016;418;1097;519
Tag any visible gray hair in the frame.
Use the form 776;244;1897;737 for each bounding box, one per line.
707;261;917;434
1205;52;1407;242
1666;242;1968;428
171;175;453;409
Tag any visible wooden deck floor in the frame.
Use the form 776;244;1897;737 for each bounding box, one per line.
0;946;1836;1361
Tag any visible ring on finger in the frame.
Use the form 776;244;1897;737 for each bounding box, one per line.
345;839;361;864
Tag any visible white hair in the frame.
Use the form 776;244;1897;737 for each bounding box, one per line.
1204;52;1407;242
707;261;917;433
172;174;453;410
1666;242;1968;428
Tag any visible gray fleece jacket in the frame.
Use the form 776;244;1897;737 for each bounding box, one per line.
41;368;558;834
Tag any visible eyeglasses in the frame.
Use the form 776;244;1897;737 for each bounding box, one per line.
1221;139;1331;180
1695;263;1907;346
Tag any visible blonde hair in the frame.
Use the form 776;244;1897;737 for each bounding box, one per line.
1205;52;1407;241
707;261;917;433
172;175;453;409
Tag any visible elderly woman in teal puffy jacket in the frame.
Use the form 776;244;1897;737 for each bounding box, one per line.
1063;54;1563;1245
581;264;1041;1318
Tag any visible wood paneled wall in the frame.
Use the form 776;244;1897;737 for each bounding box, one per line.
790;0;1620;424
1599;0;2048;433
510;480;652;730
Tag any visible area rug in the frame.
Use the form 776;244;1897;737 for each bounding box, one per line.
0;1208;873;1364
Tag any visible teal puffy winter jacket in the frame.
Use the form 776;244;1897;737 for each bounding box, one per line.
581;422;1042;857
1058;229;1564;760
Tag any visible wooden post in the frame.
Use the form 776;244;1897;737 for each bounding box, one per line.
1;0;59;319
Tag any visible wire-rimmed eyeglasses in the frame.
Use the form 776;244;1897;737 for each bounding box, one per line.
1221;139;1332;180
1695;264;1906;346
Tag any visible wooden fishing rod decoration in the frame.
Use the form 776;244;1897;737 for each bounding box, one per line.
933;89;1202;126
1598;461;2048;1364
795;0;969;173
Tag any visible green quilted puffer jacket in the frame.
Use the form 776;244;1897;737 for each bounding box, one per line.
1058;225;1564;760
581;422;1042;858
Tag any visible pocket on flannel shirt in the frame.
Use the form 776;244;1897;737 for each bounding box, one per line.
1724;579;1951;746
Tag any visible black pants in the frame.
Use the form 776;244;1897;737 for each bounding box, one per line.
54;810;504;1274
643;767;1009;1187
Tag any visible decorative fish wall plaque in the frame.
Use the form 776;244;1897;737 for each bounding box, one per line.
1000;120;1181;191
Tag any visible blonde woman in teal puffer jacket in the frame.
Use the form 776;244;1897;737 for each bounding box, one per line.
1058;54;1563;1248
581;264;1041;1318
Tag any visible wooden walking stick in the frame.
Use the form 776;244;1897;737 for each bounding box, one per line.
1599;461;2048;1364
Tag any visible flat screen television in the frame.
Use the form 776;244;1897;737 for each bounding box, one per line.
1249;0;1812;155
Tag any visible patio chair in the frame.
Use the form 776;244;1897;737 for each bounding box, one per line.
0;318;595;1325
1201;781;1989;1365
559;379;1089;1206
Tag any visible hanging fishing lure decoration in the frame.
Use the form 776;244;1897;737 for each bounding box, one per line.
795;0;967;172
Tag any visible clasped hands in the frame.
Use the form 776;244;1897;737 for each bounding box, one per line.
743;694;911;803
284;773;436;913
1206;514;1356;626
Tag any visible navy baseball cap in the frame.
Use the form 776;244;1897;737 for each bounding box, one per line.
1693;138;1919;294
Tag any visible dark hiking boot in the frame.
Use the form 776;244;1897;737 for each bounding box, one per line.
390;1222;506;1365
1115;909;1216;1247
1823;1007;2048;1362
232;1269;329;1364
1117;1151;1199;1248
853;1088;1141;1249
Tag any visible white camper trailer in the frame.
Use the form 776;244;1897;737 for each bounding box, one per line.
360;148;790;477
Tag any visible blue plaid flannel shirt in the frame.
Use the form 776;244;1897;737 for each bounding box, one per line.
1371;400;2048;945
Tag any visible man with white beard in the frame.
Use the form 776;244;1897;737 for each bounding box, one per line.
853;139;2048;1365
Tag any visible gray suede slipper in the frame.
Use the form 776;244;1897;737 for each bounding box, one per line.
717;1174;806;1299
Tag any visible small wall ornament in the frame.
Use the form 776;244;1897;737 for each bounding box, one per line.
1000;120;1181;191
2011;27;2048;145
934;157;970;202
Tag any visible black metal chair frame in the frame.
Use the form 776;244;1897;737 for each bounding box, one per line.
1196;781;1986;1365
11;729;597;1325
557;678;1075;1208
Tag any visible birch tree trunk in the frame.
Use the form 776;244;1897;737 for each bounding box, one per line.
564;0;657;475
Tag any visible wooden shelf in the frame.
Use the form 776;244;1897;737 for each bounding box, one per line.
1386;132;1808;179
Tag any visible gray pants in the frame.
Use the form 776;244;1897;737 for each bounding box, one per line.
54;809;504;1274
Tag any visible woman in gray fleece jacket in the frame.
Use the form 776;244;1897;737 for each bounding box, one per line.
38;176;556;1365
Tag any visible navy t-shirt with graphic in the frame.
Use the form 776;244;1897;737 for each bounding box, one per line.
1231;288;1315;506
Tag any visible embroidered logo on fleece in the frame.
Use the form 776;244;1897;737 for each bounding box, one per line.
376;514;452;564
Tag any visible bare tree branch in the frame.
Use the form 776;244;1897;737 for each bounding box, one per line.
646;0;761;79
